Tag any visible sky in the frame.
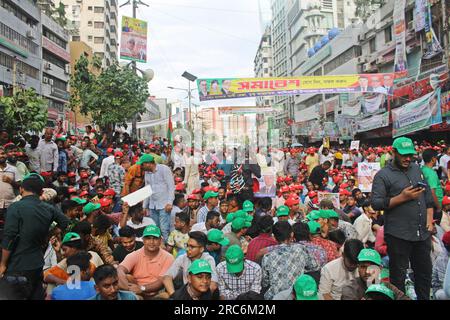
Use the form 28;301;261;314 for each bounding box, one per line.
118;0;263;110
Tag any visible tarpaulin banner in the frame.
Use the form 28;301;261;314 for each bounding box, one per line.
120;16;148;63
358;162;381;193
393;0;408;77
341;99;361;116
441;91;450;117
414;0;427;31
218;106;274;114
392;88;442;137
423;0;443;59
357;111;390;133
361;93;386;115
197;74;395;101
318;192;340;210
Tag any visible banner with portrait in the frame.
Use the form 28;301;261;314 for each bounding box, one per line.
120;16;148;63
357;111;390;133
361;93;386;115
414;0;427;31
358;163;381;193
393;0;408;77
392;88;442;137
197;73;395;101
254;167;277;198
423;0;443;59
318;192;340;210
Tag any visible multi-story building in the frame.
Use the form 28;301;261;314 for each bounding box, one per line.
0;0;41;97
58;0;118;67
254;25;274;107
41;13;71;127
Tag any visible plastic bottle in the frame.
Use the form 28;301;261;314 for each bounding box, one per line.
405;273;417;300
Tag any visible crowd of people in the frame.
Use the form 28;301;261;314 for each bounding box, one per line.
0;124;449;301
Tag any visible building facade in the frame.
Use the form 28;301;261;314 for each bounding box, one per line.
59;0;118;67
254;25;274;107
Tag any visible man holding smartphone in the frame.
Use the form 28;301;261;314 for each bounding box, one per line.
371;137;434;300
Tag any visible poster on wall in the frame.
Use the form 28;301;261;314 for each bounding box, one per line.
358;163;381;193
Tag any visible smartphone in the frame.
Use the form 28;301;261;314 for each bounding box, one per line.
413;182;427;189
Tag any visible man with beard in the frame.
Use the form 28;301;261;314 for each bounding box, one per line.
25;135;41;173
55;136;68;173
38;128;58;174
184;193;201;227
5;144;29;181
371;137;434;300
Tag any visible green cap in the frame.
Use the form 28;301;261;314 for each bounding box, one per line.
142;225;161;238
71;197;87;206
225;245;245;273
392;137;416;155
203;191;219;200
365;284;395;300
207;229;230;246
358;248;382;266
62;232;81;245
306;210;321;221
242;200;254;212
294;274;319;300
276;205;289;217
82;202;101;215
231;217;251;230
307;221;321;234
235;210;253;222
136;154;155;165
324;209;339;219
226;212;235;223
188;259;212;275
23;172;45;183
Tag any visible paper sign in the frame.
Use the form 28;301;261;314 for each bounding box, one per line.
121;185;153;206
323;137;330;149
350;140;360;151
318;192;340;210
254;167;277;198
358;163;381;192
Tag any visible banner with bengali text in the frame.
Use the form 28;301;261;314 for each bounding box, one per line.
197;74;395;101
357;111;390;133
393;0;408;77
120;16;148;63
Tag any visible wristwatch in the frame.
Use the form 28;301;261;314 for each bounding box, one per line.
140;285;146;293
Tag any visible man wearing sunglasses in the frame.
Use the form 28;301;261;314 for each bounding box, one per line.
372;137;434;300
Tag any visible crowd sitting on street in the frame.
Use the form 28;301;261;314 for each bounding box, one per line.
1;124;450;301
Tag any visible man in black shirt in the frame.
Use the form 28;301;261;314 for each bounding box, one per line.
113;226;143;263
0;174;69;300
371;137;434;300
309;161;332;190
171;259;220;300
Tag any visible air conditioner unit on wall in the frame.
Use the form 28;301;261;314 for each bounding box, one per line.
357;56;367;64
43;77;48;84
26;30;36;39
64;64;70;74
44;62;51;70
363;63;372;72
49;79;54;85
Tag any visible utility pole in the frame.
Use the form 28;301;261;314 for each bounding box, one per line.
121;0;149;141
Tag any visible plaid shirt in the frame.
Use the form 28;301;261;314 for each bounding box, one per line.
261;243;320;300
311;236;339;263
296;240;328;268
246;233;278;262
107;163;125;194
216;260;262;300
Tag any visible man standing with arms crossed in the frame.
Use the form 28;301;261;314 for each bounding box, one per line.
371;137;434;300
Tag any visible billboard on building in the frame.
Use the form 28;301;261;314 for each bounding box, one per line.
393;0;408;77
120;16;147;63
197;73;395;101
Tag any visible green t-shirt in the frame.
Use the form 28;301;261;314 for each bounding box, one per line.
421;166;443;205
380;154;386;168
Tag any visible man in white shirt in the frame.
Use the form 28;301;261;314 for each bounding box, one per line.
319;145;334;165
353;203;376;245
38;128;59;173
191;211;221;234
439;147;450;180
25;135;41;173
99;148;115;178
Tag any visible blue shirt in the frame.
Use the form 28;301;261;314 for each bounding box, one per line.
51;281;96;300
89;290;138;300
143;164;175;210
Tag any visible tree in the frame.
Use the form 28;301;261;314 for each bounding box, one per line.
52;2;68;28
0;88;48;133
70;56;150;134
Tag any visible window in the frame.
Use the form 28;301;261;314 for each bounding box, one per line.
88;36;93;41
94;7;104;13
369;37;376;53
88;21;93;27
43;73;67;91
94;37;104;44
0;21;39;54
94;21;104;28
0;0;38;27
384;26;392;42
43;50;66;69
72;5;80;16
88;6;92;10
0;51;39;79
323;46;362;74
72;36;80;41
43;28;67;49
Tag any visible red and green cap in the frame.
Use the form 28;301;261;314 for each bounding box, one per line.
225;245;245;273
294;274;319;300
82;202;101;215
188;259;212;275
358;248;382;266
136;154;155;165
276;205;289;217
365;284;394;300
242;200;254;212
207;229;230;246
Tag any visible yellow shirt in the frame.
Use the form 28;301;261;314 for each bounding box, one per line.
305;154;319;174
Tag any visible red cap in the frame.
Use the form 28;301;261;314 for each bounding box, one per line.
107;148;114;153
340;183;349;189
307;191;317;198
339;188;352;196
175;183;186;191
175;177;183;183
285;197;300;206
442;231;450;246
103;189;116;197
67;172;76;178
277;177;285;183
442;196;450;206
285;176;293;182
114;151;124;158
40;171;52;177
289;185;297;192
192;188;202;194
99;197;112;207
280;186;290;193
187;194;198;200
312;197;319;205
79;190;89;197
294;184;304;191
123;144;129;149
445;185;450;193
92;139;98;145
216;170;225;176
68;187;77;194
80;172;89;179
